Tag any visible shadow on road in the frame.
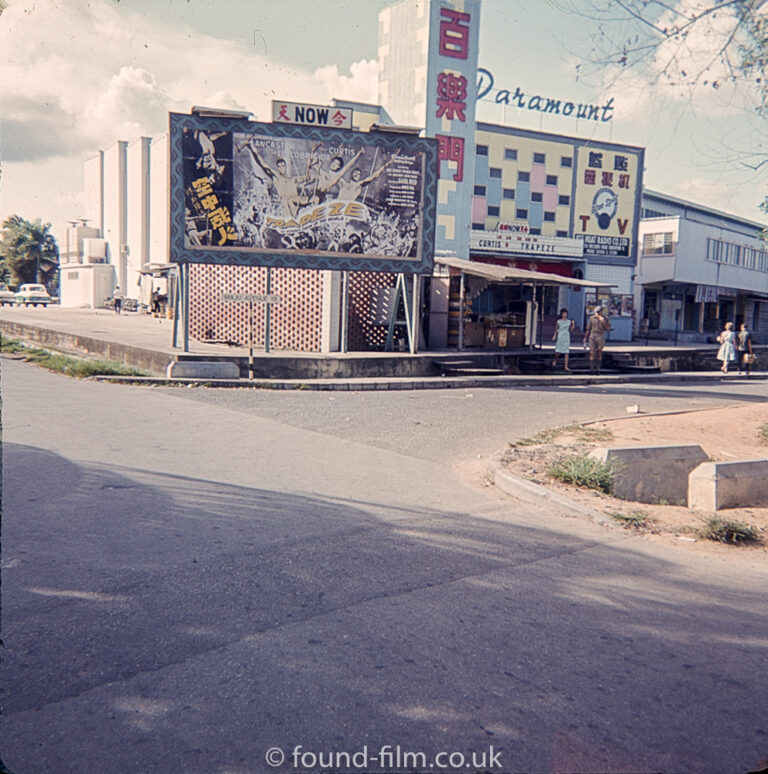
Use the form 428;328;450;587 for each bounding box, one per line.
4;442;768;774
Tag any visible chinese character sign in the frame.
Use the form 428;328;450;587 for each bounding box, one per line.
573;145;643;259
425;0;481;259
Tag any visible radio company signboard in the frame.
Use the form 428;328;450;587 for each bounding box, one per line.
169;112;438;273
573;145;643;259
470;230;583;258
579;234;629;258
272;101;353;129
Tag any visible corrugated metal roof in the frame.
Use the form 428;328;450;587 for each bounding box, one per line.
434;256;616;289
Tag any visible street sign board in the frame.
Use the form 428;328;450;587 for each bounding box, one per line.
272;100;353;129
222;292;281;304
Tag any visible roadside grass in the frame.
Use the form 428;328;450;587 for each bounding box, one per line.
0;337;146;378
547;453;616;493
608;509;655;530
698;516;761;545
759;422;768;445
510;421;613;448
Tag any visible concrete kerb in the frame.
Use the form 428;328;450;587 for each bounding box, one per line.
90;371;767;391
488;451;614;527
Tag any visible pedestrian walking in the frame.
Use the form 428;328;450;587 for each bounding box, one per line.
583;305;611;374
736;322;753;376
551;308;575;371
716;321;736;373
113;285;123;315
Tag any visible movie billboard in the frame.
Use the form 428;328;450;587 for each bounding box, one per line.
169;113;438;273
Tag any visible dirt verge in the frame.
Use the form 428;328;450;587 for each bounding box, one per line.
500;402;768;560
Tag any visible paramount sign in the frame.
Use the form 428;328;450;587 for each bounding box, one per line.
271;100;353;129
470;230;583;258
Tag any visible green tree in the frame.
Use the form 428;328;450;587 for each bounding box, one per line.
0;215;59;288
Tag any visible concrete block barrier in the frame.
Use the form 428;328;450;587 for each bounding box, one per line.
589;444;708;504
688;459;768;511
166;360;240;379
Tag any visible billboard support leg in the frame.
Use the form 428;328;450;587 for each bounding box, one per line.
341;271;349;354
172;270;180;349
265;267;272;354
183;262;190;353
410;274;421;354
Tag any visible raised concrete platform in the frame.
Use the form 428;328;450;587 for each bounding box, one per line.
688;459;768;512
589;444;708;504
1;306;765;384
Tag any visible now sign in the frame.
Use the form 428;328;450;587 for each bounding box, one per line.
271;100;353;129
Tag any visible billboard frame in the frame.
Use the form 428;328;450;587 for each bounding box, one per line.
169;112;439;275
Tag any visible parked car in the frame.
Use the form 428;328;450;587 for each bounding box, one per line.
15;283;52;307
0;283;16;306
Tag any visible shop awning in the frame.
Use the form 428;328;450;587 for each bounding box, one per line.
435;256;616;289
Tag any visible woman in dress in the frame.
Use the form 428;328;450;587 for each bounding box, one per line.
716;321;736;374
552;308;575;371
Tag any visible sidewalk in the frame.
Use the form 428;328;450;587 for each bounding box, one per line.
1;305;762;390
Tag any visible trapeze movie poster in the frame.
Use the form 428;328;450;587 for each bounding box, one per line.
181;127;427;262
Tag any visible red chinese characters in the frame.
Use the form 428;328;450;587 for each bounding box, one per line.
439;8;471;59
436;73;467;121
436;135;465;182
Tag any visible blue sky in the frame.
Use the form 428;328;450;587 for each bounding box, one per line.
1;0;766;238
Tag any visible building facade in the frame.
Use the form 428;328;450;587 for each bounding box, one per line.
638;190;768;341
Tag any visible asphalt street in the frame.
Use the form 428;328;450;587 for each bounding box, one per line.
2;358;768;774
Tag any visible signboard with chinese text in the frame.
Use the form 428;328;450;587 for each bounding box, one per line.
272;101;353;129
424;0;481;260
573;145;643;260
169;112;438;273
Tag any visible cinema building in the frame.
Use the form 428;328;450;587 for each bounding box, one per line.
63;0;654;351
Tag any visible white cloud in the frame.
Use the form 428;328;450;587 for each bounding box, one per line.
0;0;379;228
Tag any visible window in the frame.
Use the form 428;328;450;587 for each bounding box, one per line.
476;144;488;156
472;223;485;230
546;175;558;186
531;192;543;203
643;232;674;255
556;230;568;237
530;227;541;235
743;246;768;271
489;167;502;179
474;185;486;196
544;211;555;222
504;148;518;161
558;194;570;205
502;188;515;200
560;156;573;168
533;152;546;164
518;171;530;182
707;239;742;265
516;208;528;219
488;205;500;216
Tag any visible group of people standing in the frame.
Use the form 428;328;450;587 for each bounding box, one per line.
552;308;755;377
716;322;754;375
551;306;612;374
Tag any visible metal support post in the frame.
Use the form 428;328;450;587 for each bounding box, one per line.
265;267;272;354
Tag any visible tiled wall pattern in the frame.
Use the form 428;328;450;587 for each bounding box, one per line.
471;132;575;237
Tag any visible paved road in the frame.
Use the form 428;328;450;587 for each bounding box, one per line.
164;377;768;463
3;359;768;774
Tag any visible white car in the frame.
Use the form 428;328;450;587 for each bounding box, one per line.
15;283;52;307
0;283;15;306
